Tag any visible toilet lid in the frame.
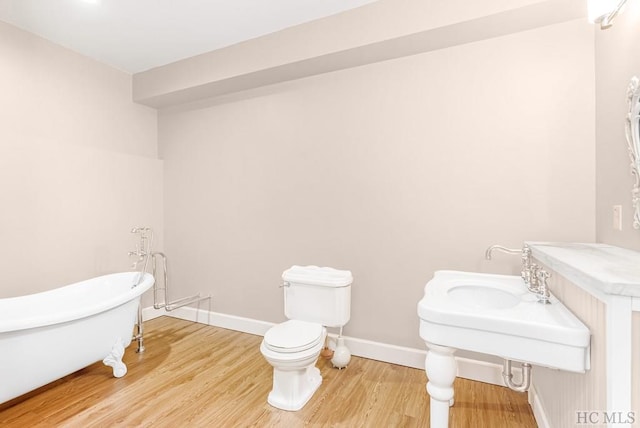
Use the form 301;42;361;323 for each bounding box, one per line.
264;320;323;353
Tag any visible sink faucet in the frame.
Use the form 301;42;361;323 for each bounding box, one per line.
484;245;521;260
485;243;551;303
485;244;532;286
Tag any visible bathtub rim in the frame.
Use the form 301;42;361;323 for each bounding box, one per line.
0;272;154;333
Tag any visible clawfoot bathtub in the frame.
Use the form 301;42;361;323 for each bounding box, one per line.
0;272;154;404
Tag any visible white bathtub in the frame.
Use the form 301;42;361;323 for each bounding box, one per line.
0;272;154;404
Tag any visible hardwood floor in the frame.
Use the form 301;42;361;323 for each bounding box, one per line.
1;317;537;427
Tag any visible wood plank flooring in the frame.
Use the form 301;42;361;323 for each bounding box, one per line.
0;317;537;427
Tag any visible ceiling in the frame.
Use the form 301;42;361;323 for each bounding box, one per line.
0;0;378;74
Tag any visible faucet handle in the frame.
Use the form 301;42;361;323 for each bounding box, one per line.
535;269;551;304
525;263;540;291
536;269;550;281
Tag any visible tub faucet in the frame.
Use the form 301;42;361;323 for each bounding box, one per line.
128;244;147;269
129;227;153;286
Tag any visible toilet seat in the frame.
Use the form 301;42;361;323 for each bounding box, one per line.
263;320;324;354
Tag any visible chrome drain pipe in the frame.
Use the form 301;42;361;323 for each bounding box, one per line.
502;360;532;392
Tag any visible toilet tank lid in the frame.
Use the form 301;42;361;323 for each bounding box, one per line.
282;265;353;288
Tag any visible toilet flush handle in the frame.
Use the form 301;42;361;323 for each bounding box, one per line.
279;282;291;288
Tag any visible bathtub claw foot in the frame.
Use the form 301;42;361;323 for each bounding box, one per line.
103;338;127;378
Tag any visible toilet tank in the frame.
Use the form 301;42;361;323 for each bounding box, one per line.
282;266;352;328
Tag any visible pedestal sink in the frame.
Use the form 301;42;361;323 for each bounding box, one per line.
417;271;590;428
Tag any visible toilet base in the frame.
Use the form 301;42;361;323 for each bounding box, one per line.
267;365;322;411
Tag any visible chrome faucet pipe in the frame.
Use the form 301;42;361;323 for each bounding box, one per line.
485;245;521;260
129;226;154;353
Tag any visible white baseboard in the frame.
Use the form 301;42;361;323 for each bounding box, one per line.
142;306;511;386
529;382;551;428
143;305;273;336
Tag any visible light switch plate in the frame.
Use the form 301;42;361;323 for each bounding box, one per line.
613;205;622;231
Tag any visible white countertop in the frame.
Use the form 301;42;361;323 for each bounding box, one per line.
527;242;640;298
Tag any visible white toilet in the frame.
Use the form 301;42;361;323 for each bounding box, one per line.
260;265;352;411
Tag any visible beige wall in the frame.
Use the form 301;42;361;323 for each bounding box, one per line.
0;0;604;353
0;21;162;298
595;1;640;250
159;19;596;349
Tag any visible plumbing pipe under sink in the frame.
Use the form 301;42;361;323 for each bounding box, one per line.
502;360;532;392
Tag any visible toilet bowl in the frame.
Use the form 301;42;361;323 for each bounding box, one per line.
260;319;326;411
260;265;352;411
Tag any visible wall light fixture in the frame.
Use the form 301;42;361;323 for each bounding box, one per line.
588;0;628;28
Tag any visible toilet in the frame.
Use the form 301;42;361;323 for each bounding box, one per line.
260;265;352;411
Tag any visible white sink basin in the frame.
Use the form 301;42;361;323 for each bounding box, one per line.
447;285;520;310
418;270;590;372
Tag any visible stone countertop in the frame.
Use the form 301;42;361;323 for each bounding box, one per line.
527;242;640;299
